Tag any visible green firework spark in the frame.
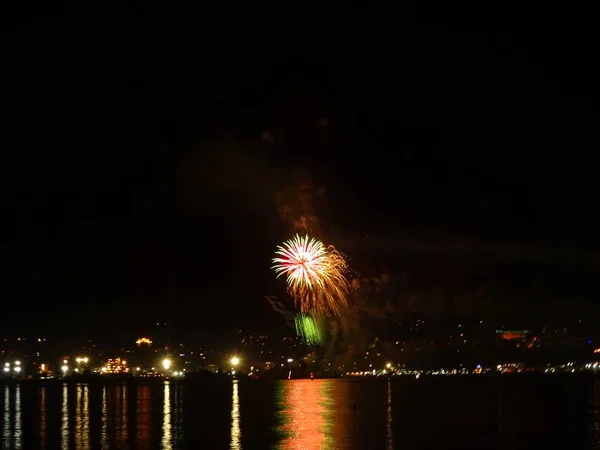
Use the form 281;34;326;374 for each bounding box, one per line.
295;313;324;345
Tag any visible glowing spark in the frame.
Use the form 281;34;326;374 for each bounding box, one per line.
272;234;349;316
295;313;324;345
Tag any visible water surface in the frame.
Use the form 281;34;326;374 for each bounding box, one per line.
0;375;598;449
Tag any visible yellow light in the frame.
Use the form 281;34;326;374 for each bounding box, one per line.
386;363;392;368
162;359;171;370
136;337;153;345
61;365;68;372
231;357;240;366
83;357;89;363
15;361;21;366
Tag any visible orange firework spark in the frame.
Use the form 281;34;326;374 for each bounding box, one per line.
272;234;349;316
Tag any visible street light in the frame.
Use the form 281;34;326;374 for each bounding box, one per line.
162;358;171;370
61;365;68;375
231;357;240;366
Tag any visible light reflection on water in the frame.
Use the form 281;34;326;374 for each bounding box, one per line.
386;380;394;450
39;387;46;450
100;386;107;449
2;386;9;449
275;380;329;449
61;384;68;450
231;380;241;449
162;381;172;450
0;377;596;448
74;384;90;450
136;385;152;449
13;385;21;450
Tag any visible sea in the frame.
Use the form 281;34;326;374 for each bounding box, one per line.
1;374;599;449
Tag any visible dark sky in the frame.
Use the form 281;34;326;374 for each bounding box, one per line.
2;7;598;343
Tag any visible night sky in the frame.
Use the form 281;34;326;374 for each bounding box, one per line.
2;7;598;344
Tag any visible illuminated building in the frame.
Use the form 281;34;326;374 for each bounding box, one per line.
135;337;154;370
102;358;129;374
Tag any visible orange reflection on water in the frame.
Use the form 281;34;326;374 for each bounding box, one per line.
74;384;90;450
101;385;129;449
101;387;107;449
61;384;69;450
136;385;152;450
120;385;128;442
278;380;329;450
39;387;47;450
386;380;394;450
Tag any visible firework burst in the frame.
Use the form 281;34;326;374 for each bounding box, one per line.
294;313;324;345
272;234;349;316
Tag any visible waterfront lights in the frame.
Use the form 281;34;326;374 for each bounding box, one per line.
3;367;8;373
231;357;240;366
162;358;172;370
14;367;21;373
61;365;68;374
15;361;21;366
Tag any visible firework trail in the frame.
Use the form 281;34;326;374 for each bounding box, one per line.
294;313;324;345
272;234;349;317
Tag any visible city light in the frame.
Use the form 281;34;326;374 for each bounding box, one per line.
103;358;129;374
136;337;153;345
162;358;172;370
386;363;392;369
3;367;8;373
15;360;21;366
14;367;21;373
61;365;68;373
231;357;240;366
